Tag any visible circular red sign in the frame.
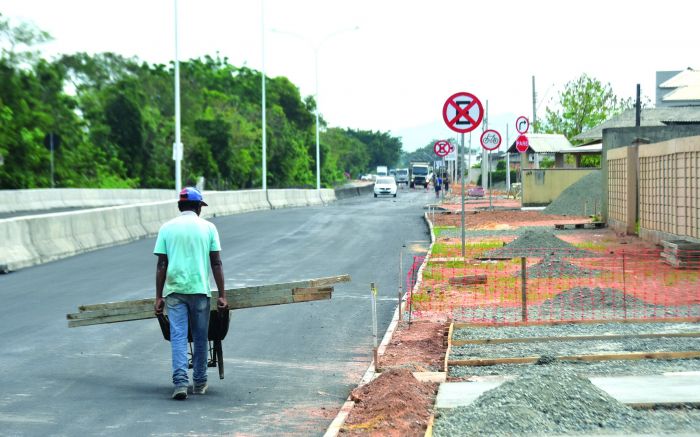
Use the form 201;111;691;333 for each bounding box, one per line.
516;116;530;134
433;140;451;157
515;134;529;153
480;129;502;151
442;92;484;134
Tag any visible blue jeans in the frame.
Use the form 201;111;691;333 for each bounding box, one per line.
165;293;210;388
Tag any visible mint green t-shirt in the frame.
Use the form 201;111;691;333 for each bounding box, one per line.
153;211;221;297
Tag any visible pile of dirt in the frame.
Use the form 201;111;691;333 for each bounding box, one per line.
484;229;596;259
342;369;437;436
379;321;447;372
543;170;603;216
433;370;642;436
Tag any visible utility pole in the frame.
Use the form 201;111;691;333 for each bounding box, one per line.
532;75;537;133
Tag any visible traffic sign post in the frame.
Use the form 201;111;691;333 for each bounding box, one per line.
433;140;451;157
443;91;484;259
516;134;530;153
516;116;530;134
480;129;502;151
443;92;484;134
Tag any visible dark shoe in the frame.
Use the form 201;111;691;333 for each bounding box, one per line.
193;382;208;395
172;386;188;400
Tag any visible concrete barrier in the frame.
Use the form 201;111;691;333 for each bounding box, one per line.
0;186;363;272
0;188;173;214
334;183;374;199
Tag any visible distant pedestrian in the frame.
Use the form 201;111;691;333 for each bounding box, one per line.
443;173;450;195
154;187;228;400
434;174;442;198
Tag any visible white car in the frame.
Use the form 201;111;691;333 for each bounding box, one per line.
374;176;397;198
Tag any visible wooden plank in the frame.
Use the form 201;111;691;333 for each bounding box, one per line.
448;356;539;366
448;351;700;367
77;275;350;312
451;332;700;346
448;275;487;286
79;298;153;312
67;305;153;320
453;317;700;329
559;351;700;362
68;311;155;328
68;276;348;327
445;322;454;373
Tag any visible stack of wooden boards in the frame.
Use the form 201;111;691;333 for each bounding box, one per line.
67;274;350;328
661;240;700;269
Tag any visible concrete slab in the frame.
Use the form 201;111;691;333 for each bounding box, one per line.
436;374;700;409
589;374;700;407
435;380;506;408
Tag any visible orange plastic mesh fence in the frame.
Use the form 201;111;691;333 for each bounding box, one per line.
406;248;700;325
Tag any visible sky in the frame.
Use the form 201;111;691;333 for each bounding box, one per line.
1;0;699;152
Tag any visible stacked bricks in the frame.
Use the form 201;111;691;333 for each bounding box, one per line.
660;240;700;269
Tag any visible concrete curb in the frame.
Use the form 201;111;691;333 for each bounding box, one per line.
323;210;435;436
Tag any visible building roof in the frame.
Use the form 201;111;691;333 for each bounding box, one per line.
574;106;700;141
506;133;572;153
662;85;700;101
659;68;700;88
555;142;602;154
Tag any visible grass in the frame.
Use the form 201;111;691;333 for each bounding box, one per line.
433;225;456;238
572;241;608;252
430;240;505;258
663;270;700;286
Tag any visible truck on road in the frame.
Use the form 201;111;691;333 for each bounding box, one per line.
376;166;388;177
409;162;430;188
395;168;409;186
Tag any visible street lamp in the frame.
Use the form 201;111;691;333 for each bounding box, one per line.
173;0;183;193
271;26;359;191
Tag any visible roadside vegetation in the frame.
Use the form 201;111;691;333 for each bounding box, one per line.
0;14;401;189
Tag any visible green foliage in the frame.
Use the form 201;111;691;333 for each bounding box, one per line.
0;17;403;189
477;170;517;186
540;73;633;143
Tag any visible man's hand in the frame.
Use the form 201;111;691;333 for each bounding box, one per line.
154;297;165;315
217;296;228;312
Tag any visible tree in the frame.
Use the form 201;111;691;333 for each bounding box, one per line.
540;74;632;143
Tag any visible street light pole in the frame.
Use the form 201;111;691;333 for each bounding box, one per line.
271;27;358;192
314;47;321;191
173;0;183;193
261;0;267;191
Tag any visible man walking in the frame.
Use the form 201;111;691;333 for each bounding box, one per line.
154;187;228;400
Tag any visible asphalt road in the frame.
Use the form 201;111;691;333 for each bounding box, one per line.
0;187;432;436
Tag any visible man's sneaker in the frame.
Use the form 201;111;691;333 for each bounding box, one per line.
172;386;188;400
193;382;208;395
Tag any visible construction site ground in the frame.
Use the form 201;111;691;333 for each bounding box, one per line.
333;192;700;437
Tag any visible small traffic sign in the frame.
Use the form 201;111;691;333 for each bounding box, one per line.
480;129;502;151
443;92;484;133
433;140;451;157
516;116;530;134
515;134;529;153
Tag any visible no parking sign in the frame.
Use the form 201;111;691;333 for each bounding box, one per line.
442;92;484;133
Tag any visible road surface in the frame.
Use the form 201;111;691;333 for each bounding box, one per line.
0;188;432;436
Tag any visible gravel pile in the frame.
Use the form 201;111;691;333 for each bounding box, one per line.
517;257;601;278
433;370;700;436
543;170;602;216
483;230;597;259
448;287;699;323
440;226;594;239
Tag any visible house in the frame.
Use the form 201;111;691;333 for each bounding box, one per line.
656;68;700;107
505;133;573;168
